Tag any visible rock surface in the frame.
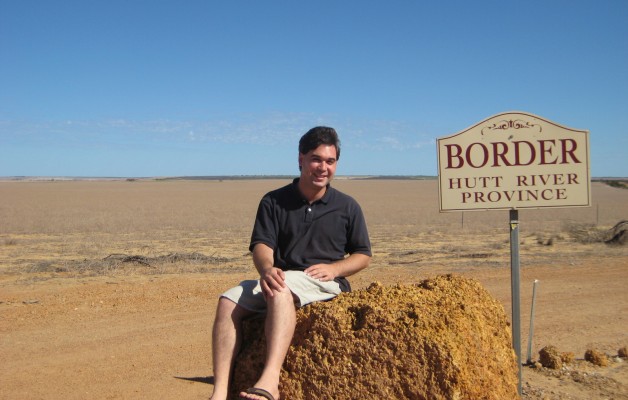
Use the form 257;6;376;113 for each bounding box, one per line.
539;345;563;369
585;349;609;367
231;274;519;399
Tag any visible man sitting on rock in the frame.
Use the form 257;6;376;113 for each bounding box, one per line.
209;126;372;400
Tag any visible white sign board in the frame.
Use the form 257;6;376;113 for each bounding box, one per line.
438;112;590;211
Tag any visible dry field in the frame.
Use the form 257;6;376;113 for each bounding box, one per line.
1;179;627;399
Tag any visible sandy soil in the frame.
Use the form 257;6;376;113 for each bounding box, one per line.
2;254;626;399
1;180;627;399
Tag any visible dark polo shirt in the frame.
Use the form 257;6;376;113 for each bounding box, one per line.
249;178;371;292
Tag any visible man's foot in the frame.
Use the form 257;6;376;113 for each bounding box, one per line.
239;386;279;400
208;388;228;400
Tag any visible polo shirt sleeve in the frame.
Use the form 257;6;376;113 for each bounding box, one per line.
346;201;372;256
249;194;277;253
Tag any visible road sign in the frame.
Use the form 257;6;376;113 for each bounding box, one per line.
438;111;590;211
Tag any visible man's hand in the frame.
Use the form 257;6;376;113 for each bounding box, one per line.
305;254;371;282
252;243;286;297
304;263;338;282
259;267;286;297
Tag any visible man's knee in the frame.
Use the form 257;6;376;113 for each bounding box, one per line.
215;296;251;322
266;287;299;306
217;295;236;310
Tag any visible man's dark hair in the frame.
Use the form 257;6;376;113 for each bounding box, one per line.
298;126;341;160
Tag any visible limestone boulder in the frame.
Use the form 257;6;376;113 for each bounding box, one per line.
231;274;519;399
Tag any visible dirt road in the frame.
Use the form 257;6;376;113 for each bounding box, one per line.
2;255;626;399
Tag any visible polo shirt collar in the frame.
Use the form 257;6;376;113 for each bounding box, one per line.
292;178;332;205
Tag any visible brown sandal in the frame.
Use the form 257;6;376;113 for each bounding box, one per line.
242;387;275;400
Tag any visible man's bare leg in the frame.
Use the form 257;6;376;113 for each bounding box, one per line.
240;287;296;400
210;297;254;400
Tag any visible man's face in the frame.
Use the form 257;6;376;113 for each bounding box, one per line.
299;144;338;189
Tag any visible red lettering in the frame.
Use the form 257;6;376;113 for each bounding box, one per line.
503;191;515;201
449;178;462;189
539;174;550;185
443;138;583;169
517;175;529;186
525;190;539;201
445;144;463;169
513;141;536;166
538;140;558;165
556;188;567;199
491;142;512;167
466;143;489;168
568;173;579;184
560;139;581;164
487;191;501;202
457;188;569;204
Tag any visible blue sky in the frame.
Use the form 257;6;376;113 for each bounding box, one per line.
1;1;626;177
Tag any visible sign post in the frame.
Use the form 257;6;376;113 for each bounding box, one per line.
437;111;590;395
509;209;521;393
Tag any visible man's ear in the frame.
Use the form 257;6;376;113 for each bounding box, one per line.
298;153;304;170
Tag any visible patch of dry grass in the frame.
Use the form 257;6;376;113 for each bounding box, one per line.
564;222;606;244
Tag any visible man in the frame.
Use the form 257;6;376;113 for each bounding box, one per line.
209;126;372;400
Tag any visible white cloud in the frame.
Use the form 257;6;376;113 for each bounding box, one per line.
0;112;433;152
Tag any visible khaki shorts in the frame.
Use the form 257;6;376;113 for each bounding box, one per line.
221;270;342;313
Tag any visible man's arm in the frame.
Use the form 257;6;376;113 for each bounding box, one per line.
252;242;286;297
304;253;371;282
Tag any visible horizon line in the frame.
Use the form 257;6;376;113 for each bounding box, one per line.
1;175;627;181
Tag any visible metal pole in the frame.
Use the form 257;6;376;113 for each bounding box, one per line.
526;280;540;364
509;209;522;396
